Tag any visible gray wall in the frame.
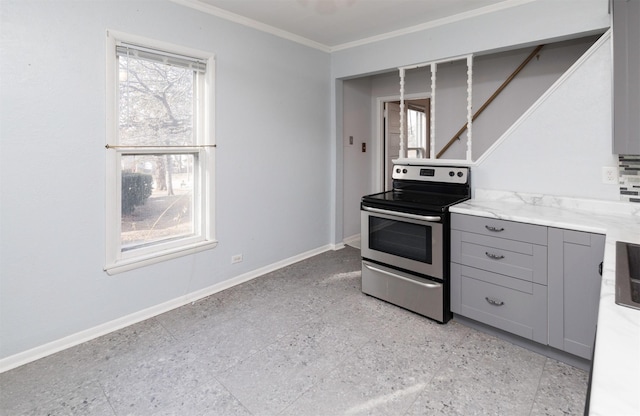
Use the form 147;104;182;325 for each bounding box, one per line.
0;0;617;363
331;0;609;79
369;36;599;160
340;36;603;241
0;0;331;360
332;0;611;244
342;78;373;240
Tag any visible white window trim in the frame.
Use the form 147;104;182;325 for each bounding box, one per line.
105;30;217;275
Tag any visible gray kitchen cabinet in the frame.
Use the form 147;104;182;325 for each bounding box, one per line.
451;213;605;360
612;0;640;154
450;262;548;343
450;213;547;246
548;228;605;360
450;214;549;344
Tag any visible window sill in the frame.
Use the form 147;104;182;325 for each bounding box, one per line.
105;240;218;275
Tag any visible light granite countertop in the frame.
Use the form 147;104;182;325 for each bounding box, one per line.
449;190;640;416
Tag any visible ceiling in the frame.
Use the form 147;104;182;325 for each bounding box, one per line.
174;0;528;51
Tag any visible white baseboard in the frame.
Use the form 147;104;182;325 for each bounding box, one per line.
0;244;333;374
343;234;361;249
331;242;346;250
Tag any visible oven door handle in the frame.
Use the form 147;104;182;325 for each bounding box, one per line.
363;262;442;289
362;206;441;222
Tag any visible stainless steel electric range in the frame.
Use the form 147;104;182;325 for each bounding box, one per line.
360;164;471;323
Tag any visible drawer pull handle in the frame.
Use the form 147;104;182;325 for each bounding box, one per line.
485;252;505;260
485;225;504;232
485;297;504;307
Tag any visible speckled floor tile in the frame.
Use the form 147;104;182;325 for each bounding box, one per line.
232;249;363;340
145;379;253;416
155;294;243;339
216;320;370;416
1;247;590;416
99;340;246;416
178;314;279;374
239;296;329;341
19;381;115;416
320;290;409;336
81;318;177;364
278;246;362;283
281;312;469;416
249;246;363;305
0;362;95;415
281;339;438;416
0;318;173;415
156;272;309;342
382;306;470;346
239;277;351;340
404;330;547;416
530;359;588;416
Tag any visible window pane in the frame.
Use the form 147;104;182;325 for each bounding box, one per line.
118;54;195;146
407;108;426;148
121;154;195;250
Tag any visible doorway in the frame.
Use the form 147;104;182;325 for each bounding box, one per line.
380;96;430;191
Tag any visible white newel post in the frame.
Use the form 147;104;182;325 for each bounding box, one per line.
399;68;406;159
466;55;473;161
430;62;437;159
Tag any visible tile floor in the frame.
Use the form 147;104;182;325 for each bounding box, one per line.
0;246;589;416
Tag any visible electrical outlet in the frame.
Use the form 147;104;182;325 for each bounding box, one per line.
231;254;243;264
349;135;354;145
602;167;618;184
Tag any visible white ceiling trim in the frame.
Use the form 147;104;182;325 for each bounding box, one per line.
331;0;536;52
171;0;536;53
170;0;332;52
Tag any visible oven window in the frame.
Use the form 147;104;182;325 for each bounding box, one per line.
369;217;432;263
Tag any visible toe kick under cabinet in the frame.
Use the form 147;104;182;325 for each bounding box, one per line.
450;213;605;359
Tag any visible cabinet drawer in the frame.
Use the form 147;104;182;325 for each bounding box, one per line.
362;261;444;322
451;213;547;245
451;263;548;344
451;230;548;285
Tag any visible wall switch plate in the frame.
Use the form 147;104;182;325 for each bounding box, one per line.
231;254;243;264
602;166;619;184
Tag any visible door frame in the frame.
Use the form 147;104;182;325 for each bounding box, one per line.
374;93;431;193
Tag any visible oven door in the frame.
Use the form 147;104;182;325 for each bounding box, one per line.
361;206;443;279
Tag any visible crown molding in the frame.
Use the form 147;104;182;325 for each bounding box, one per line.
330;0;536;52
170;0;332;52
171;0;536;53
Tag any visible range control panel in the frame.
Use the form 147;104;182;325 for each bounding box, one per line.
392;164;469;184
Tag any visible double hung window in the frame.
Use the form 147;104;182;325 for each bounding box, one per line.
105;31;216;274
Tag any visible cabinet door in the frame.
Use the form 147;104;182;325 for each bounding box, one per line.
612;0;640;154
451;262;548;344
548;229;605;359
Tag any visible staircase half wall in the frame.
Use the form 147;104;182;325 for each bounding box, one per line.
473;31;620;201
